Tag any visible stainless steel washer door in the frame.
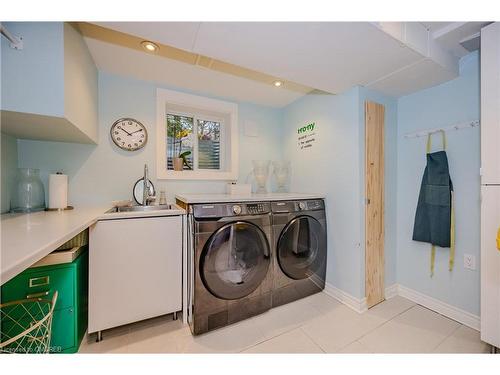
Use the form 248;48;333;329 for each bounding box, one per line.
277;215;326;280
200;221;271;300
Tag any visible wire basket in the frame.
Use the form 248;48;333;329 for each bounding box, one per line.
0;291;58;354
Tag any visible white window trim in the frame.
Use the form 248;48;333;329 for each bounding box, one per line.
156;88;239;180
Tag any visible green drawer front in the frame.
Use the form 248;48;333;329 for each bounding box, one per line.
50;307;76;353
1;266;74;310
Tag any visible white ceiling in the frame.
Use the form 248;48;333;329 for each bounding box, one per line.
421;22;491;57
89;22;489;104
85;37;306;107
192;22;425;96
420;22;454;32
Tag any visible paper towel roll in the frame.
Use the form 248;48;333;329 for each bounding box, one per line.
49;174;68;209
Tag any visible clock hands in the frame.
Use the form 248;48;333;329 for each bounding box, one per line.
118;126;133;136
118;126;143;136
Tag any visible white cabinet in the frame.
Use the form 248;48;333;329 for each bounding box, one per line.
1;22;98;144
481;186;500;348
480;22;500;184
89;215;183;334
481;22;500;350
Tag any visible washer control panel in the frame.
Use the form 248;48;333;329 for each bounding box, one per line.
246;203;268;215
193;202;270;218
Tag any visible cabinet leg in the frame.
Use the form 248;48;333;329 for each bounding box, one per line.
491;345;498;354
173;312;178;321
96;331;103;342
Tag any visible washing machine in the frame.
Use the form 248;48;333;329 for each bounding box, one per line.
188;202;273;335
271;199;327;307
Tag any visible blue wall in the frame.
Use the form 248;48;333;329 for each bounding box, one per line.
282;89;363;297
396;51;480;315
1;22;65;116
17;72;284;205
281;87;398;298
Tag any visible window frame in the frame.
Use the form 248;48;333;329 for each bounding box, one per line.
156;88;238;180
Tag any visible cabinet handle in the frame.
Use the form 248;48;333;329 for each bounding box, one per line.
26;290;50;299
29;276;50;288
496;228;500;251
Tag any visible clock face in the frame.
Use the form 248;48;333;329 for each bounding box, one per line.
110;118;148;151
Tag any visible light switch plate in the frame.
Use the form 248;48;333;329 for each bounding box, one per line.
464;254;476;270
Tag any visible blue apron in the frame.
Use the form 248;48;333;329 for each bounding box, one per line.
412;131;455;276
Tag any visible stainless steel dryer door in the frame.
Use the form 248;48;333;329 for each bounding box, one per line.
200;221;271;300
277;215;326;280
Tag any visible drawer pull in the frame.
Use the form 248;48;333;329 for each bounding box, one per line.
26;290;50;299
29;276;50;288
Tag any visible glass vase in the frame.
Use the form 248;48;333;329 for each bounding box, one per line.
11;168;46;213
272;161;290;193
252;160;270;194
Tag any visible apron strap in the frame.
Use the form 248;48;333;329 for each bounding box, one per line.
431;245;436;277
449;190;456;271
426;130;447;153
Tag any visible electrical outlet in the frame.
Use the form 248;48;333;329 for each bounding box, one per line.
464;254;476;270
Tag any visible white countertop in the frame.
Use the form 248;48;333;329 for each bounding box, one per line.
175;192;325;204
1;204;185;285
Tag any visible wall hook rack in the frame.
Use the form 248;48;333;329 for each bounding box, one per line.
403;120;480;139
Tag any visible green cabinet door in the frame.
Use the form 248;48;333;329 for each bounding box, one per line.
50;307;76;353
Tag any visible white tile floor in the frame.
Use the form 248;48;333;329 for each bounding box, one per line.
79;293;490;354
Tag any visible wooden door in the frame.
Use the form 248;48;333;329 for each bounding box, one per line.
365;101;385;308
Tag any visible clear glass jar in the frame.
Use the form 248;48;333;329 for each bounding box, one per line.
11;168;46;213
252;160;270;194
272;161;291;193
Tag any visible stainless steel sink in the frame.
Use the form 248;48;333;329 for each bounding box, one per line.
106;204;173;213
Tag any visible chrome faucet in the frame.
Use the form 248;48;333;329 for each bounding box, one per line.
142;164;155;205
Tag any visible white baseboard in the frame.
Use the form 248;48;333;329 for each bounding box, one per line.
397;284;480;331
323;282;480;331
385;284;399;299
324;282;367;313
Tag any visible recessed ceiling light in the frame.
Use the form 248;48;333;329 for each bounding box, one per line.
273;80;283;87
141;41;159;53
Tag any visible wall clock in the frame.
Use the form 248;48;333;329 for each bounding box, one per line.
110;118;148;151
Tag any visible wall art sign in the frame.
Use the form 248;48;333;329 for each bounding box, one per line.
297;122;317;150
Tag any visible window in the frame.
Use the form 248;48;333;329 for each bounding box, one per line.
166;114;194;170
157;88;238;180
197;119;221;170
165;114;223;171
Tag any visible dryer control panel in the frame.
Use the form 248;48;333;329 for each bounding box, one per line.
271;199;325;213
